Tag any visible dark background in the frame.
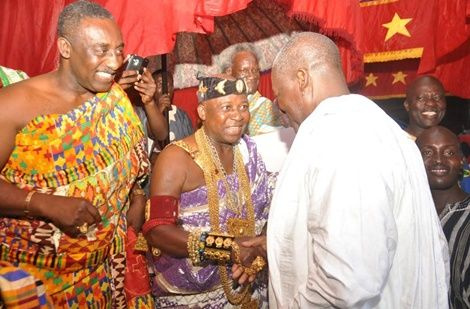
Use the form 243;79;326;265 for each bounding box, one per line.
375;96;470;135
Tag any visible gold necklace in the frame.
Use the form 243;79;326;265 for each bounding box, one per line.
203;131;242;215
195;128;256;306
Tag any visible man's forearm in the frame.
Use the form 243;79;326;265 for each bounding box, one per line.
144;101;168;141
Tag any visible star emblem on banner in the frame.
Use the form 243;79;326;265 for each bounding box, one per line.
382;13;412;41
392;71;408;85
365;73;378;87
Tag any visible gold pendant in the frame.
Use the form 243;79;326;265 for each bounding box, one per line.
227;218;252;237
134;233;149;252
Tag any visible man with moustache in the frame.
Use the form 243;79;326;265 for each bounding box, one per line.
404;75;447;139
143;75;272;308
417;126;470;308
0;1;152;307
242;32;449;308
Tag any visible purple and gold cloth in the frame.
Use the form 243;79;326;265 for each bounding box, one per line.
149;135;274;308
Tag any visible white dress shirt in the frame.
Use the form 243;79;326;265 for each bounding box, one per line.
267;94;449;308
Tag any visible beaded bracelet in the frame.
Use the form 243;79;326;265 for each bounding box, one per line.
187;230;201;266
197;232;208;263
202;232;235;263
24;191;36;219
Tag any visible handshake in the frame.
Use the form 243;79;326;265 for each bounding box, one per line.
187;231;267;285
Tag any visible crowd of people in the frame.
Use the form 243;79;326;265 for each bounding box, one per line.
0;1;468;308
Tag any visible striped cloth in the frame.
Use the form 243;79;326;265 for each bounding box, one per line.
0;261;52;308
247;91;283;136
0;66;28;88
440;196;470;308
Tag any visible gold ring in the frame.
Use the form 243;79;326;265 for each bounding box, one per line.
244;256;266;276
78;222;88;234
252;256;266;271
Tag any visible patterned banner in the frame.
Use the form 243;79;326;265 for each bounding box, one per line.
360;0;428;63
360;59;419;99
359;0;469;98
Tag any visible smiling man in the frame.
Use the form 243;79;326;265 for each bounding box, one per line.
404;75;446;139
0;1;152;307
417;126;470;308
223;44;284;136
263;32;449;308
143;75;273;308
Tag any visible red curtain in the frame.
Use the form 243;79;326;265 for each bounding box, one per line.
0;0;75;76
1;0;467;98
104;0;252;57
278;0;364;84
0;0;251;76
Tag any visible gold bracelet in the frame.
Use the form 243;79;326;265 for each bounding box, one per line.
204;248;231;263
202;232;234;264
231;242;242;264
244;256;266;276
132;186;146;197
187;230;202;266
24;191;36;218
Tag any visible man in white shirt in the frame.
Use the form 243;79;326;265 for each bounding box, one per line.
238;32;450;308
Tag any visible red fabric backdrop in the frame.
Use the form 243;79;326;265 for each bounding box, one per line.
0;0;467;99
0;0;362;84
0;0;252;76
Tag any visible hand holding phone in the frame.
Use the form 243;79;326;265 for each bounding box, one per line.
125;54;149;74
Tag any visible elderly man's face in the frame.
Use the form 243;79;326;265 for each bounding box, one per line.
231;51;260;95
68;17;124;93
417;128;463;190
405;78;446;130
199;94;250;145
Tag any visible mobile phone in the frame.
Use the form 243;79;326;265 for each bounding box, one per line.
125;54;149;74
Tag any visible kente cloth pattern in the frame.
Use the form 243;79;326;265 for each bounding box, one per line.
0;261;53;308
0;83;150;308
247;91;283;136
0;65;29;88
149;134;275;308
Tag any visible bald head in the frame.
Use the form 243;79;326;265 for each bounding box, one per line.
406;75;445;101
404;75;446;137
416;126;460;150
273;32;343;77
270;32;349;132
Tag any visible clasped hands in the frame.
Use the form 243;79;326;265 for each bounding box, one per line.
231;235;267;285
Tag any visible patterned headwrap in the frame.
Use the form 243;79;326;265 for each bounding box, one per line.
197;75;247;104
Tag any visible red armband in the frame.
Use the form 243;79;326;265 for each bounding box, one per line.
141;195;179;235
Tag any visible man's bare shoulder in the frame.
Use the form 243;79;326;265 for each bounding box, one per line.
0;73;56;129
158;135;198;166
